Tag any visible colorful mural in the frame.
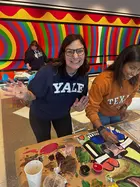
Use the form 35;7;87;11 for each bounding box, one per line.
0;20;139;69
0;4;140;81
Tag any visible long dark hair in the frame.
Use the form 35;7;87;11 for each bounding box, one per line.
47;34;89;76
107;44;140;86
29;40;43;52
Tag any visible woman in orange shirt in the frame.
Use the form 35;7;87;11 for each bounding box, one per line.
86;45;140;143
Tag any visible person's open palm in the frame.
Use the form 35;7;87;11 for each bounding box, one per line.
72;96;88;111
2;81;28;99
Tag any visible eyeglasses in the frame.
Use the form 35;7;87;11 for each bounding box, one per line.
65;48;85;57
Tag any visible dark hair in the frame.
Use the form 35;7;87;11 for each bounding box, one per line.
29;40;43;52
107;45;140;86
47;34;89;76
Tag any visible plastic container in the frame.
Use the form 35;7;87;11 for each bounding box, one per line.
92;162;103;173
43;173;66;187
24;160;43;187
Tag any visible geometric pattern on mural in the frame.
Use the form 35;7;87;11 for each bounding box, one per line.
0;4;140;81
0;20;140;71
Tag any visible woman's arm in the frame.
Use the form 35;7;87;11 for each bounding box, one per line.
24;90;36;101
24;50;34;68
26;63;32;70
92;119;118;143
86;80;105;124
43;53;48;64
86;77;118;143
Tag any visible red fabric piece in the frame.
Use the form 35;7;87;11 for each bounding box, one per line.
102;158;119;171
40;143;58;154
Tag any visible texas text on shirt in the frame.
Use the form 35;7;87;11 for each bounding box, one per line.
86;71;139;123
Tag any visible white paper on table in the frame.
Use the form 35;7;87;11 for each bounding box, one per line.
13;107;29;119
118;118;140;143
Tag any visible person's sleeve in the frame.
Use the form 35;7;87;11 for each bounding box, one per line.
85;77;109;123
77;75;88;100
24;50;33;65
28;66;51;98
124;84;139;106
43;53;48;63
82;74;88;96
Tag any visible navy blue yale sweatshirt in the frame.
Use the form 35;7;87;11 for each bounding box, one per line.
28;64;88;120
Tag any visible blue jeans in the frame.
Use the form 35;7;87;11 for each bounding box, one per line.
98;112;121;126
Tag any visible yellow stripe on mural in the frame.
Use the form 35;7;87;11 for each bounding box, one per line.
106;27;112;61
117;28;123;54
0;61;12;70
61;24;66;39
79;25;84;38
26;22;37;41
0;24;16;70
135;30;140;44
0;9;140;27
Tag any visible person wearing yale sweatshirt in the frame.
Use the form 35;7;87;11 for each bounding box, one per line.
86;45;140;143
4;34;89;143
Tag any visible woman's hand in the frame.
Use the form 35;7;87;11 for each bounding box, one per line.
119;104;127;120
72;96;88;112
2;81;28;99
26;63;31;70
100;129;118;144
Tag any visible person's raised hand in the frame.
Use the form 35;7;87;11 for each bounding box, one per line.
2;80;28;99
72;96;88;112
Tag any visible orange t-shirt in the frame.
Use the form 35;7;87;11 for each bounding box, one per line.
86;71;139;123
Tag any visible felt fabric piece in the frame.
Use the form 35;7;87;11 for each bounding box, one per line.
23;149;38;154
101;158;119;171
112;130;125;140
40;143;58;154
90;136;104;144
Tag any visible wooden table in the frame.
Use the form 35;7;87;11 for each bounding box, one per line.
15;132;115;187
15;110;140;187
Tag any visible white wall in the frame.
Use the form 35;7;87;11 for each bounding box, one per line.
2;0;140;15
